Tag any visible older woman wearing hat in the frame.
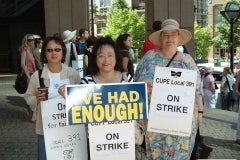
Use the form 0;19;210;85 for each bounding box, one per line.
62;30;78;66
134;19;204;159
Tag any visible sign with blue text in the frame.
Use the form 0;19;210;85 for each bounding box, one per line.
65;82;148;125
41;98;88;160
148;67;197;137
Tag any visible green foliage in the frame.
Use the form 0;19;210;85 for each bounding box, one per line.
213;0;240;48
213;22;229;48
112;0;129;9
102;8;145;56
194;23;213;60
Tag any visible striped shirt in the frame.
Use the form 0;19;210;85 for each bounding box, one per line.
81;73;133;84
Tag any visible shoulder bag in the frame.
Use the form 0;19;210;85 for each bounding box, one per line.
14;49;29;94
226;76;237;102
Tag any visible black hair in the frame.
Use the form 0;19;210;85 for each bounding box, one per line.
86;36;99;48
41;36;66;63
34;38;42;47
87;36;123;75
79;29;88;36
116;33;131;50
152;20;162;31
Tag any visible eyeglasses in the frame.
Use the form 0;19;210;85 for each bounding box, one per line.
27;39;34;42
46;48;62;53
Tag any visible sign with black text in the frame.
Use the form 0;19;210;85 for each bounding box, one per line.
41;98;88;160
88;121;135;160
65;83;148;160
147;67;197;136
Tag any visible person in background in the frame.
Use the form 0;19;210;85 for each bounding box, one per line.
19;34;36;83
24;36;81;160
234;71;240;145
33;38;43;70
203;67;216;108
116;33;134;77
134;19;203;159
220;67;235;110
142;20;162;55
62;30;78;66
19;33;36;121
53;33;62;39
84;36;99;75
81;36;133;84
75;28;89;55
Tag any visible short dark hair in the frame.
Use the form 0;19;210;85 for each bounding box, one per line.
41;36;66;63
79;29;88;36
152;20;162;31
87;36;123;75
34;38;42;47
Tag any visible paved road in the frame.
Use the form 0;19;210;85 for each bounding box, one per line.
0;74;239;160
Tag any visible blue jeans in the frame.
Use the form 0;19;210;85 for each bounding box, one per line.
38;135;47;160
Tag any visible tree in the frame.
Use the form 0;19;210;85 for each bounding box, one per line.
112;0;128;9
102;0;145;56
194;23;213;61
212;0;240;49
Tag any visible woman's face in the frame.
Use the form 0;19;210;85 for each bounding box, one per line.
96;45;116;73
160;30;179;49
45;40;63;64
123;36;133;49
26;36;35;48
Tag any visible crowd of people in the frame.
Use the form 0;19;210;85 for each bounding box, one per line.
17;19;240;160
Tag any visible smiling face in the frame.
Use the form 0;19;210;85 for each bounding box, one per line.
96;44;116;73
123;36;133;49
160;30;180;49
45;40;63;65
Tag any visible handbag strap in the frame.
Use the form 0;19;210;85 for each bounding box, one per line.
166;51;178;67
38;69;45;87
225;76;232;91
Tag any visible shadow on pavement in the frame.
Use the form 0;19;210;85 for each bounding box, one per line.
203;136;240;152
6;95;26;107
0;96;29;121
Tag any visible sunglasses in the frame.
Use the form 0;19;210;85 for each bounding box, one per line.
27;39;34;42
46;48;62;53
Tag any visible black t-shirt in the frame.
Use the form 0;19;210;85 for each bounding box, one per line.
120;49;134;76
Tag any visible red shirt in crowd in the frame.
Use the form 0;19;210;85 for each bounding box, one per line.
142;39;160;55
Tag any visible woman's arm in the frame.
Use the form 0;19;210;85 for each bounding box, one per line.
122;57;129;72
72;43;78;60
196;96;204;127
20;50;30;79
235;71;240;97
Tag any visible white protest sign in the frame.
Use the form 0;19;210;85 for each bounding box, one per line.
147;67;197;137
41;98;88;160
72;54;84;78
88;120;135;160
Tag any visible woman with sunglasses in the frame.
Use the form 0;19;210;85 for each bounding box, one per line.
19;34;36;82
24;36;81;160
19;34;36;121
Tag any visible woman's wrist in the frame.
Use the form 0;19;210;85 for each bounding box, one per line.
198;110;203;114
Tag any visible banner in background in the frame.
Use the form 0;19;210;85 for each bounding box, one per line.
72;55;84;78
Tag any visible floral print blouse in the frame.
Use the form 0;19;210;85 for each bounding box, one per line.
134;49;202;160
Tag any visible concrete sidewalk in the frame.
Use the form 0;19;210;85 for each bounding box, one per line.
0;74;239;159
